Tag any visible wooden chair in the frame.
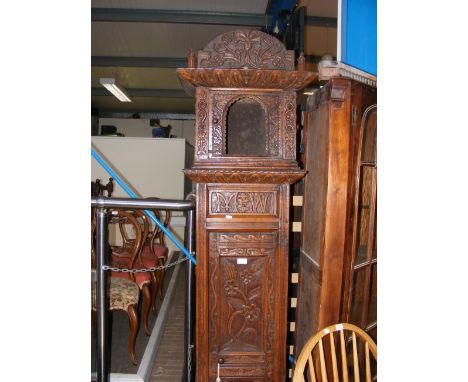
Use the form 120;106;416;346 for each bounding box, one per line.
91;219;140;365
108;209;153;336
116;209;165;316
141;205;170;302
293;323;377;382
91;177;114;197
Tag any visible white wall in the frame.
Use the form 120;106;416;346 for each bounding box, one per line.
98;118;195;146
91;136;191;255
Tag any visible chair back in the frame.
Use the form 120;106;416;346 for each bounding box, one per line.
144;198;171;248
91;178;114;197
107;209;143;281
293;323;377;382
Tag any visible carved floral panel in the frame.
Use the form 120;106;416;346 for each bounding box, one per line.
209;232;276;377
209;190;276;215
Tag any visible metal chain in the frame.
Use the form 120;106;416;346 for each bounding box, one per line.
188;344;194;380
102;254;190;273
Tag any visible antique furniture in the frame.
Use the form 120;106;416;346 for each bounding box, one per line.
116;209;162;316
91;219;140;365
178;29;317;381
109;209;153;336
295;77;377;360
292;323;377;382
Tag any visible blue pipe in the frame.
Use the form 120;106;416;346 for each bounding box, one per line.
91;147;196;265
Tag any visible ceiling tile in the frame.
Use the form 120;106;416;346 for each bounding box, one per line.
92;0;269;14
92;67;182;89
92;22;260;57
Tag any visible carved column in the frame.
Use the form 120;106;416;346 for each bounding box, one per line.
178;30;317;381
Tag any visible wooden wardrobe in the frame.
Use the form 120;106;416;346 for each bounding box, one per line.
295;76;377;356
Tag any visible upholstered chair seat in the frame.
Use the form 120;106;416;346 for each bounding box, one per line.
92;277;139;311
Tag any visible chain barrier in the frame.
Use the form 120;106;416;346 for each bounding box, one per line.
187;344;194;381
102;254;191;273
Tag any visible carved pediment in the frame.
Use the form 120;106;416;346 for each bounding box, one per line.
198;30;294;70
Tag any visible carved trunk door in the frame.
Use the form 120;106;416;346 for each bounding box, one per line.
208;232;277;381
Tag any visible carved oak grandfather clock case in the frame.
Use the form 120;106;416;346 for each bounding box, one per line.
178;30;317;381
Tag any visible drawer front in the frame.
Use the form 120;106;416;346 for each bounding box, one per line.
208;231;277;381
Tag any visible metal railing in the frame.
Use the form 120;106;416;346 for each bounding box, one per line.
91;195;196;382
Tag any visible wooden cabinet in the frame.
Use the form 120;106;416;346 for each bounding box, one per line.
295;77;377;357
178;30;316;381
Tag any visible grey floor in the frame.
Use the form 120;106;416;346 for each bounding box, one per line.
149;264;186;382
91;263;185;380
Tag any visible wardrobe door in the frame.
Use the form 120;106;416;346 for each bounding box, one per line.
346;105;377;339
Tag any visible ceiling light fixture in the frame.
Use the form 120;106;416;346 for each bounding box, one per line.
99;78;132;102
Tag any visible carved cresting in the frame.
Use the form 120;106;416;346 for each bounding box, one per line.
198;30;294;70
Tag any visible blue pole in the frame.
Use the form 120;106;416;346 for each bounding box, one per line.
91;147;196;265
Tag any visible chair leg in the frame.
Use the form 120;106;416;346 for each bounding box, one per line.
127;304;139;365
151;273;159;317
158;257;166;299
142;283;152;336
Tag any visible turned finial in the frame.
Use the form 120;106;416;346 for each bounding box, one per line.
188;48;195;68
297;52;305;71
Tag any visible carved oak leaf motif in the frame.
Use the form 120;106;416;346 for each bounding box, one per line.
222;258;264;349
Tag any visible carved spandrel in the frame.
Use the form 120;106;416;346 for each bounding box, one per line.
210;191;276;215
198;30;294;70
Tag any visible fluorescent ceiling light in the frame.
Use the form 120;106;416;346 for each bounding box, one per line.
99;78;132;102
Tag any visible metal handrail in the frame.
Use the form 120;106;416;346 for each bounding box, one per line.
91;198;196;266
91;147;196;265
91;196;194;210
93;196;195;382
